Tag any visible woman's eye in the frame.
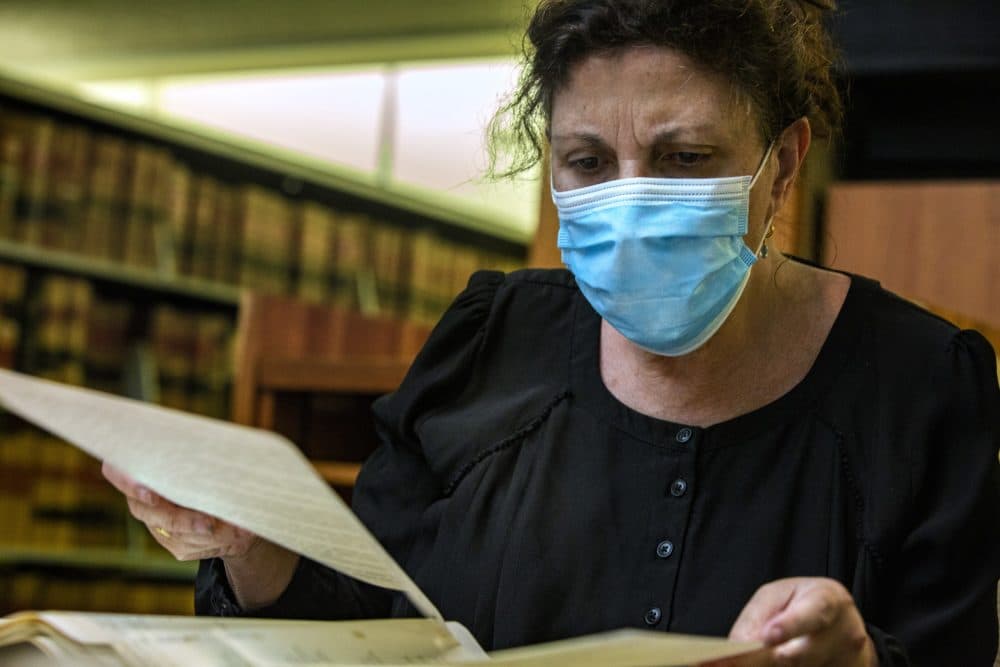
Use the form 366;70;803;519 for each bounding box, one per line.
571;156;601;171
663;152;708;167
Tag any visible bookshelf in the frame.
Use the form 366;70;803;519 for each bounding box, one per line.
0;547;196;581
0;68;526;615
0;238;241;307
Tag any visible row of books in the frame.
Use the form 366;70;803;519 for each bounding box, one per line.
0;105;523;323
0;265;236;419
0;425;192;617
0;427;130;552
1;571;193;616
0;266;215;615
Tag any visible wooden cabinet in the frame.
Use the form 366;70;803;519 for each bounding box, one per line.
232;292;432;497
822;180;1000;354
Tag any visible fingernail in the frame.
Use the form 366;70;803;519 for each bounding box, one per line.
137;488;153;504
195;519;213;535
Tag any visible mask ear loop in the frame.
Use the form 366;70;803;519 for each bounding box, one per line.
748;141;776;258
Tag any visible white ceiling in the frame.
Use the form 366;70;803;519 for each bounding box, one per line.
0;1;532;78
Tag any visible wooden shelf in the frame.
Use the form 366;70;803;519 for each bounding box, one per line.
0;546;197;581
257;357;412;395
311;460;363;487
0;239;241;308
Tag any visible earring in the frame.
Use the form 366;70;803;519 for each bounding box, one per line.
760;226;776;258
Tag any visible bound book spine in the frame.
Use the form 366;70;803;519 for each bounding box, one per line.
238;185;297;294
149;304;195;413
0;111;24;241
370;222;406;318
0;262;26;369
331;213;370;311
296;201;337;303
0;112;55;246
44;123;90;251
124;143;173;269
25;275;93;386
186;175;220;280
163;160;193;277
82;135;132;262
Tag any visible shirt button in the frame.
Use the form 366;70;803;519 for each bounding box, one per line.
656;540;674;558
670;479;688;497
675;427;693;443
644;607;662;626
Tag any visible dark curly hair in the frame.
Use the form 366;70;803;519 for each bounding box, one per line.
488;0;843;177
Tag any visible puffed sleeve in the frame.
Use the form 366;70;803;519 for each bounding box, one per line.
195;271;504;619
878;329;1000;665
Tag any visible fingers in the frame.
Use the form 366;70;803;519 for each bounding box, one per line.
762;580;850;646
101;461;159;505
103;461;258;561
729;579;797;641
725;578;874;667
125;495;214;539
127;494;257;561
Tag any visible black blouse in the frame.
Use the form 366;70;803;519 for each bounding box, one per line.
197;267;1000;666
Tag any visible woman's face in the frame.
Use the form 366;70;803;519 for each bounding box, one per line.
550;46;773;208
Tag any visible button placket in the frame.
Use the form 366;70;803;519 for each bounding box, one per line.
636;429;699;631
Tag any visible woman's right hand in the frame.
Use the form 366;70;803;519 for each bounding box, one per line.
103;461;300;609
102;461;258;561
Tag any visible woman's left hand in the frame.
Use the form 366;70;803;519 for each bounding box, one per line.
699;577;878;666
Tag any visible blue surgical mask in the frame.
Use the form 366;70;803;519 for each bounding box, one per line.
553;145;774;356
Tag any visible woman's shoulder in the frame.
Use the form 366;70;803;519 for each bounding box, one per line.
817;265;998;445
424;267;580;342
374;267;582;443
458;267;583;340
801;262;996;435
821;265;986;365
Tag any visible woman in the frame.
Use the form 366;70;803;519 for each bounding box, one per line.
104;1;1000;665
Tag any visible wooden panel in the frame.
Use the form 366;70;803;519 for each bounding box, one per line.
529;151;564;269
311;461;362;488
823;181;1000;330
232;292;431;426
231;292;434;494
257;357;411;394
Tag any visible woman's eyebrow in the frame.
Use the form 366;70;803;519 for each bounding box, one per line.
550;131;608;148
647;123;719;145
552;127;719;149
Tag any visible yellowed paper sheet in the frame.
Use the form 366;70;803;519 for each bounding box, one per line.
0;370;439;619
26;613;483;667
5;610;758;666
481;628;760;666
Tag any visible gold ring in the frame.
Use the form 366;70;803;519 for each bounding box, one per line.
155;526;172;539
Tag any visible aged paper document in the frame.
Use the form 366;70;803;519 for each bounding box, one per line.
484;628;758;666
0;370;761;666
2;612;759;666
1;612;486;666
0;369;439;619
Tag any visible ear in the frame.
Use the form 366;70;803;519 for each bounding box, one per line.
769;117;811;215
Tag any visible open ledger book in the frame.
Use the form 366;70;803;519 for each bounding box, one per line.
0;369;760;666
